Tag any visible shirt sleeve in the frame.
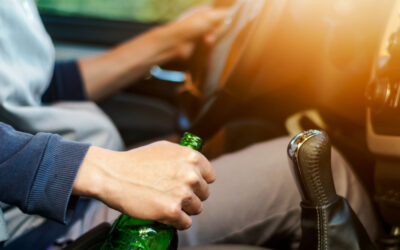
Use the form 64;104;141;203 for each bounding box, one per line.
0;122;90;224
42;61;87;103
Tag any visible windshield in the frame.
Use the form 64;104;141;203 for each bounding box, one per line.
36;0;212;22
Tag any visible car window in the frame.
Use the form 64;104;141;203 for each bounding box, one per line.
35;0;212;22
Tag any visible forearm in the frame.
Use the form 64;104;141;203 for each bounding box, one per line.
0;123;90;223
78;26;181;101
78;7;227;101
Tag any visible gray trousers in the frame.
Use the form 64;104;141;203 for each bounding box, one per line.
56;136;379;249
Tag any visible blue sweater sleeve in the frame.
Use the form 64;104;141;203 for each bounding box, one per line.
0;122;90;223
42;61;87;103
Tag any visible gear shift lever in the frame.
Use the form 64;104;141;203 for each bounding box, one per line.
288;130;376;250
287;130;337;207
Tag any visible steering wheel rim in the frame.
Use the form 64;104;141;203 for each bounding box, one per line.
181;0;286;138
193;0;266;101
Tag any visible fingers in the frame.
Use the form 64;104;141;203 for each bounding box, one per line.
201;9;230;46
200;8;229;39
175;6;229;40
180;187;203;215
157;155;211;229
120;186;195;230
166;187;203;229
207;8;230;26
195;151;216;184
99;141;216;231
160;208;192;230
172;212;192;230
180;166;210;201
177;6;228;24
157;187;201;230
193;176;210;201
176;147;214;202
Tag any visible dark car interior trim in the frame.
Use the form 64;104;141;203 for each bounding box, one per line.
40;14;158;45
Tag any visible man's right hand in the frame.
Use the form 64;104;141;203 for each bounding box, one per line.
72;141;215;230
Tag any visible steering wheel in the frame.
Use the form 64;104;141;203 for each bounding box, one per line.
181;0;394;140
181;0;288;139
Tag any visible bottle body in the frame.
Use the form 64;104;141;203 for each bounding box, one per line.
101;217;177;250
101;133;203;250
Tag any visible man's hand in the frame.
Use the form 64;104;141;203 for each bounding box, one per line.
79;6;228;101
72;141;215;230
162;7;228;61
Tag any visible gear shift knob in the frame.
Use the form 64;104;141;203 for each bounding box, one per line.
287;130;338;206
287;130;376;250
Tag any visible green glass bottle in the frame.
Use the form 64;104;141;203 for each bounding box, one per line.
101;133;203;250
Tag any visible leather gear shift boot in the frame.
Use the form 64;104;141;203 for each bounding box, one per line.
300;197;374;250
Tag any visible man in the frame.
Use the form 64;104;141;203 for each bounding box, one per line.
0;1;378;249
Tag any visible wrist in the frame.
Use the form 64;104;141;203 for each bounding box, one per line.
72;146;114;199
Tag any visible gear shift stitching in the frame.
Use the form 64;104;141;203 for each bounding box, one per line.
322;208;328;250
317;208;321;250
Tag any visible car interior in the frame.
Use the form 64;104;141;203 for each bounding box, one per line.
36;0;400;249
